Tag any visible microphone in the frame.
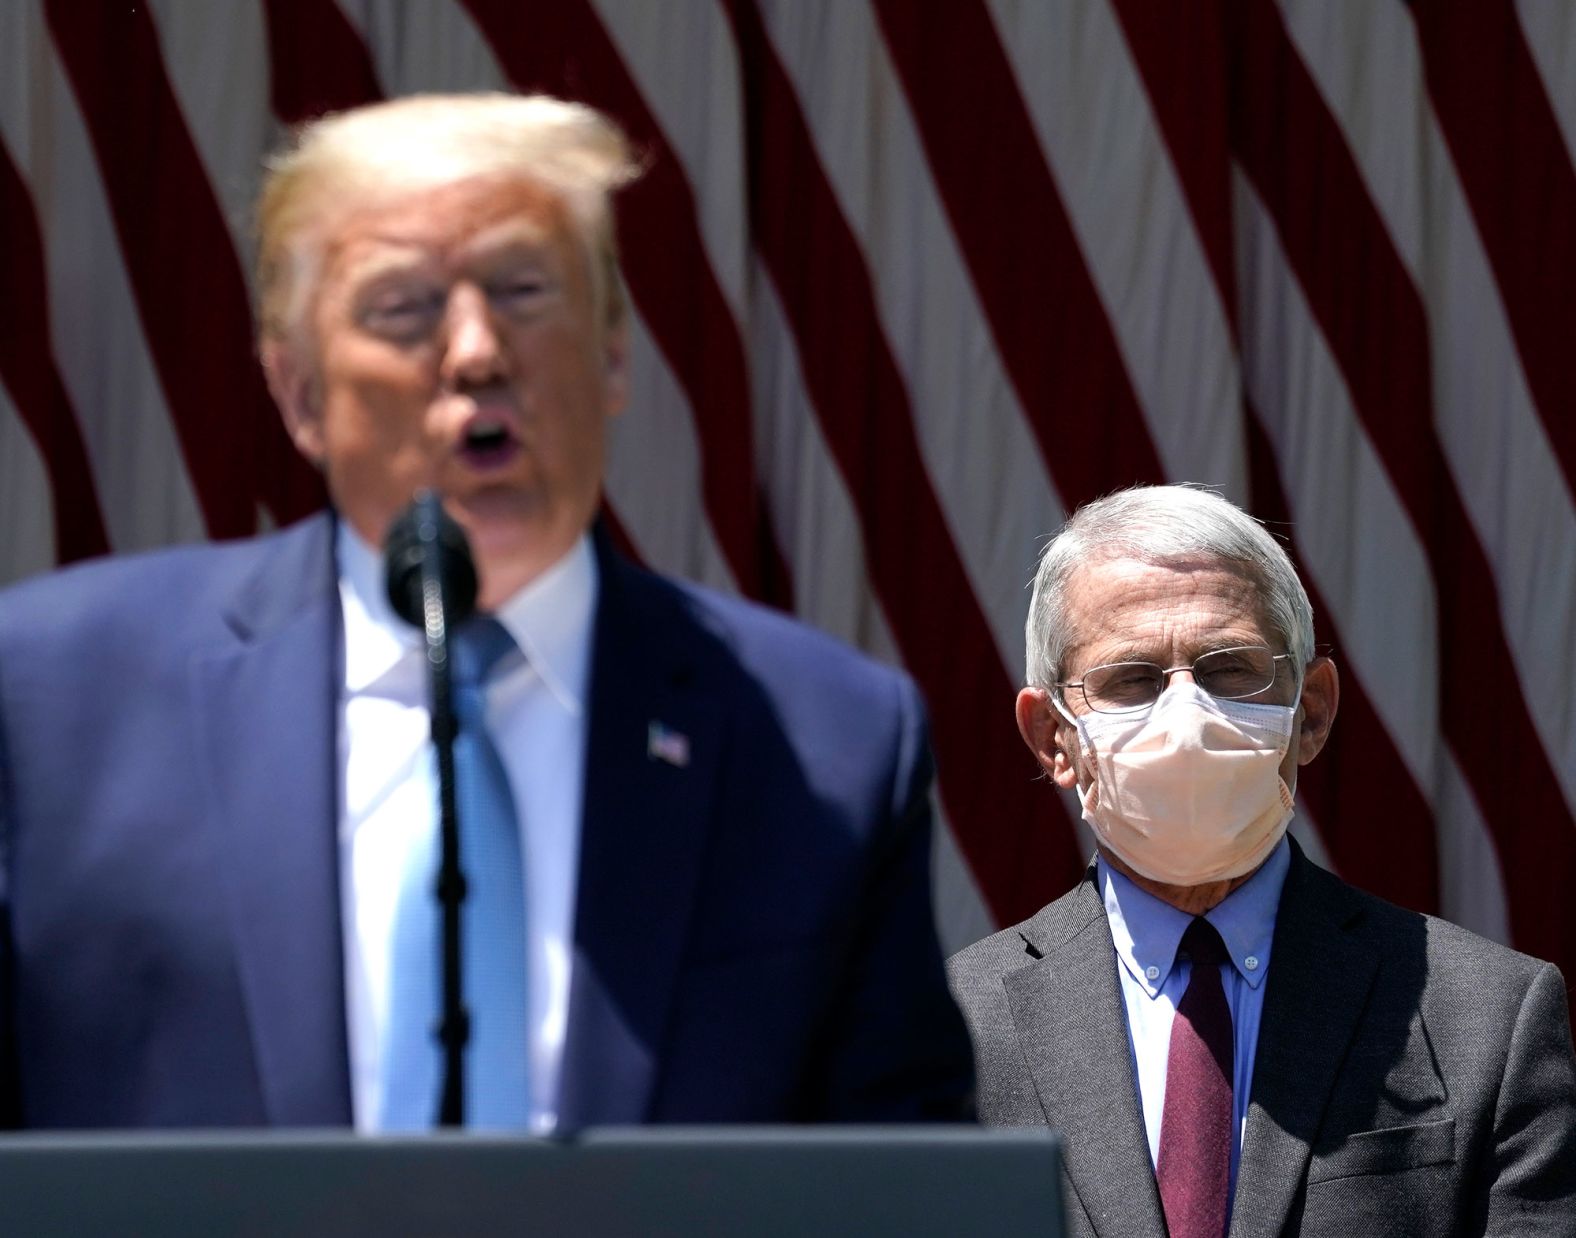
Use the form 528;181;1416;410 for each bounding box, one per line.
383;492;478;630
381;491;478;1127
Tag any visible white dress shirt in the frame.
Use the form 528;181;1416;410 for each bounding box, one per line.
335;523;595;1132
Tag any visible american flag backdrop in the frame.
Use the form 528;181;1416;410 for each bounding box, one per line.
2;1;1575;1011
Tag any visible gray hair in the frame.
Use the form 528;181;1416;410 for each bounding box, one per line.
255;93;640;347
1025;485;1315;691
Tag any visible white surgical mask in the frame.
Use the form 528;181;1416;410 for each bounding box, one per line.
1054;681;1298;886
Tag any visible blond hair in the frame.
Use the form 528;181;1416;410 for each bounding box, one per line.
255;93;640;346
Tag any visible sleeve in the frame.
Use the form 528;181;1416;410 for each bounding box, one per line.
800;673;977;1121
1485;961;1576;1234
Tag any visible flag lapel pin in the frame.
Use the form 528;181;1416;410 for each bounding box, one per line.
647;721;691;768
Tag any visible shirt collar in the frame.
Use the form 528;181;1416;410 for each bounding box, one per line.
1098;836;1290;999
336;520;598;715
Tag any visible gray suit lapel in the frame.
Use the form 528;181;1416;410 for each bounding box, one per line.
1229;847;1377;1237
1006;879;1168;1238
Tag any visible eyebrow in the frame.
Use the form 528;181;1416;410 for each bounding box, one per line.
456;219;558;264
338;247;438;289
1084;637;1271;667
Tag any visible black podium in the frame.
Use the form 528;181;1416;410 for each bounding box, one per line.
0;1127;1064;1236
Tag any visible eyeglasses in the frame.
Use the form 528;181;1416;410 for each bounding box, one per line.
1058;645;1293;715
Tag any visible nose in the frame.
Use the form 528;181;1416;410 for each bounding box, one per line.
440;284;506;387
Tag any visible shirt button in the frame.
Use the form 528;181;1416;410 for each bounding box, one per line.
1244;955;1260;971
1145;965;1160;981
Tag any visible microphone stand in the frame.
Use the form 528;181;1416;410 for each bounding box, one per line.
418;562;466;1126
392;494;478;1128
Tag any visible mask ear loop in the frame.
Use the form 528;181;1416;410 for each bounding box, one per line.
1048;690;1100;795
1049;690;1078;727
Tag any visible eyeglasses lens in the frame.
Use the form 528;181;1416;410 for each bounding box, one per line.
1081;646;1277;713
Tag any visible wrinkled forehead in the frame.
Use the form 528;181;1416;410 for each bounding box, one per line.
1060;554;1274;666
314;174;578;272
321;171;577;253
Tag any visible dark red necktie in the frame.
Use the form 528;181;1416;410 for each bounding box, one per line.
1156;917;1234;1238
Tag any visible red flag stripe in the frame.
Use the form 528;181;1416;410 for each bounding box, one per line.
1108;0;1239;335
872;0;1169;511
262;0;385;123
1241;408;1439;913
723;0;1083;923
1410;1;1576;498
458;0;794;611
1226;0;1575;965
0;139;111;563
43;0;323;538
1111;0;1441;915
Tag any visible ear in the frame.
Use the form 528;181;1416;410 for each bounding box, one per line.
1016;687;1080;790
601;318;630;419
1293;655;1340;766
261;338;325;465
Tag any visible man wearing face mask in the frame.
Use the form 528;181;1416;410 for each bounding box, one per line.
948;485;1576;1238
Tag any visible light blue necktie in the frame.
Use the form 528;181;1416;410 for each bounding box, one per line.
380;616;531;1129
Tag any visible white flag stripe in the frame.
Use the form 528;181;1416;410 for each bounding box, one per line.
1230;171;1440;887
1435;748;1514;943
1274;0;1429;280
336;0;499;96
145;0;277;295
1284;0;1576;813
592;0;750;326
751;278;999;936
339;1;508;109
1233;171;1511;936
764;0;1065;676
605;316;739;593
0;390;56;582
746;262;897;657
1232;173;1444;800
591;0;766;592
1517;0;1576;170
988;0;1248;501
747;249;990;934
0;3;207;555
931;795;998;957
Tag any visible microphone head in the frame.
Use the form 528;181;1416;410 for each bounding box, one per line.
382;492;479;629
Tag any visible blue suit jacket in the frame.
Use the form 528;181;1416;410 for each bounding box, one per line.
0;513;972;1127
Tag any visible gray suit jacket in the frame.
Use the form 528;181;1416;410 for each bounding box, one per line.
948;843;1576;1236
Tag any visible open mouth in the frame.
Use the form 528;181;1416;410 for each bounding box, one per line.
458;417;521;469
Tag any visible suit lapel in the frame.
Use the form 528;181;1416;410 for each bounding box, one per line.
557;542;722;1127
190;515;352;1125
1228;846;1377;1237
1006;880;1168;1238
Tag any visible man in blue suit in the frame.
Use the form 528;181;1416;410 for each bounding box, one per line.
0;94;972;1130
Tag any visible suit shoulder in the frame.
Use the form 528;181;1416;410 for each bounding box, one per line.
1;542;223;636
1302;860;1556;996
618;559;918;708
1317;863;1550;976
0;515;330;646
948;881;1099;987
688;577;903;673
948;922;1036;981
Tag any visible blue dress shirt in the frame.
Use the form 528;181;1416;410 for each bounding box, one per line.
1098;837;1291;1205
